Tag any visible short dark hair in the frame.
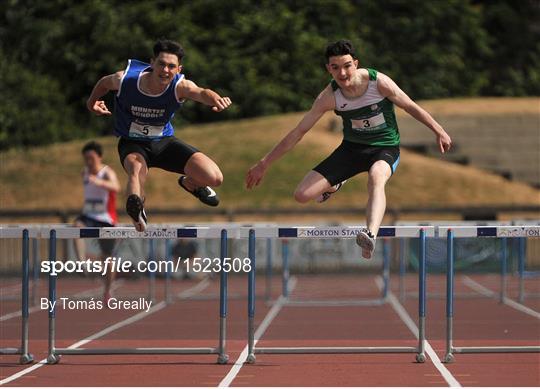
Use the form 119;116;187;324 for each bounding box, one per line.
82;141;103;157
153;39;185;62
325;40;357;63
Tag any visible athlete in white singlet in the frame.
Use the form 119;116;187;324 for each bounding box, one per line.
74;141;120;303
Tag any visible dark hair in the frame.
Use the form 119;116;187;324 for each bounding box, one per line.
82;141;103;157
153;39;185;62
325;39;357;63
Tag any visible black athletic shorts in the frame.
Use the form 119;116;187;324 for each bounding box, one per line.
118;136;199;174
75;215;116;254
313;141;400;186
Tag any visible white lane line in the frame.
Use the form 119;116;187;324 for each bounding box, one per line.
463;276;540;319
0;278;209;386
375;277;461;388
0;306;41;322
0;280;125;322
219;277;298;388
177;277;211;298
461;276;495;298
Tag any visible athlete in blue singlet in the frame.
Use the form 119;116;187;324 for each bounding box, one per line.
86;39;232;231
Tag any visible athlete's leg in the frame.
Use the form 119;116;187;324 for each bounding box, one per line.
293;170;334;203
73;219;86;262
123;152;148;199
366;160;392;236
123;152;149;231
182;152;223;190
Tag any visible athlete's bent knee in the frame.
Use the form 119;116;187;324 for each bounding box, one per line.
124;154;145;172
294;189;311;204
212;170;224;187
204;170;223;187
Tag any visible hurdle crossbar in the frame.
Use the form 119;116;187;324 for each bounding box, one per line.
244;226;434;363
44;226;230;365
442;226;540;363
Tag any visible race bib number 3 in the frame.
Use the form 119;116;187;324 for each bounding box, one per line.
351;112;386;131
129;122;165;138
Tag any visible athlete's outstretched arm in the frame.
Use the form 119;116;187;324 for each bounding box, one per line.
86;71;124;116
377;73;452;153
176;79;232;112
245;86;335;189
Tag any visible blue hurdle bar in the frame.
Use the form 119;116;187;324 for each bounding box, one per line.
247;229;256;362
246;226;430;363
265;238;273;303
45;227;230;365
280;232;392;307
0;228;34;363
164;239;173;304
443;225;540;363
31;238;40;307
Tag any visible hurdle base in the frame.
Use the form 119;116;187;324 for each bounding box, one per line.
0;347;21;355
217;353;229;364
452;346;540;353
246;353;256;364
19;353;34;364
47;354;61;364
281;298;387;307
254;346;419;354
54;347;219;355
403;291;493;300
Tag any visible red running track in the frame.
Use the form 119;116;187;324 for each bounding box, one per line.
1;273;539;386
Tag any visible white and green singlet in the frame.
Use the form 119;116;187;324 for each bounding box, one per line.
331;68;400;146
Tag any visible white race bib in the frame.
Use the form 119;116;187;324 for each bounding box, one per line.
129;122;165;138
351;112;386;131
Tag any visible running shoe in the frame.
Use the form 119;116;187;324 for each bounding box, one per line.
126;194;147;232
178;176;220;207
317;180;347;203
356;227;376;259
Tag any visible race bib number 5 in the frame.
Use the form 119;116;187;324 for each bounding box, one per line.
351;112;386;131
129;122;165;138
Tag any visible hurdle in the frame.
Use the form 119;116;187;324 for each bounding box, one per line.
443;225;540;363
279;236;392;306
0;227;36;364
397;221;512;301
163;223;274;303
43;226;230;364
515;237;540;302
244;225;434;363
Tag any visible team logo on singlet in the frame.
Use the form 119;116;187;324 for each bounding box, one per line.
371;104;378;111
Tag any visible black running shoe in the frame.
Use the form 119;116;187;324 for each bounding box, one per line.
317;180;347;203
178;176;220;207
126;194;147;232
